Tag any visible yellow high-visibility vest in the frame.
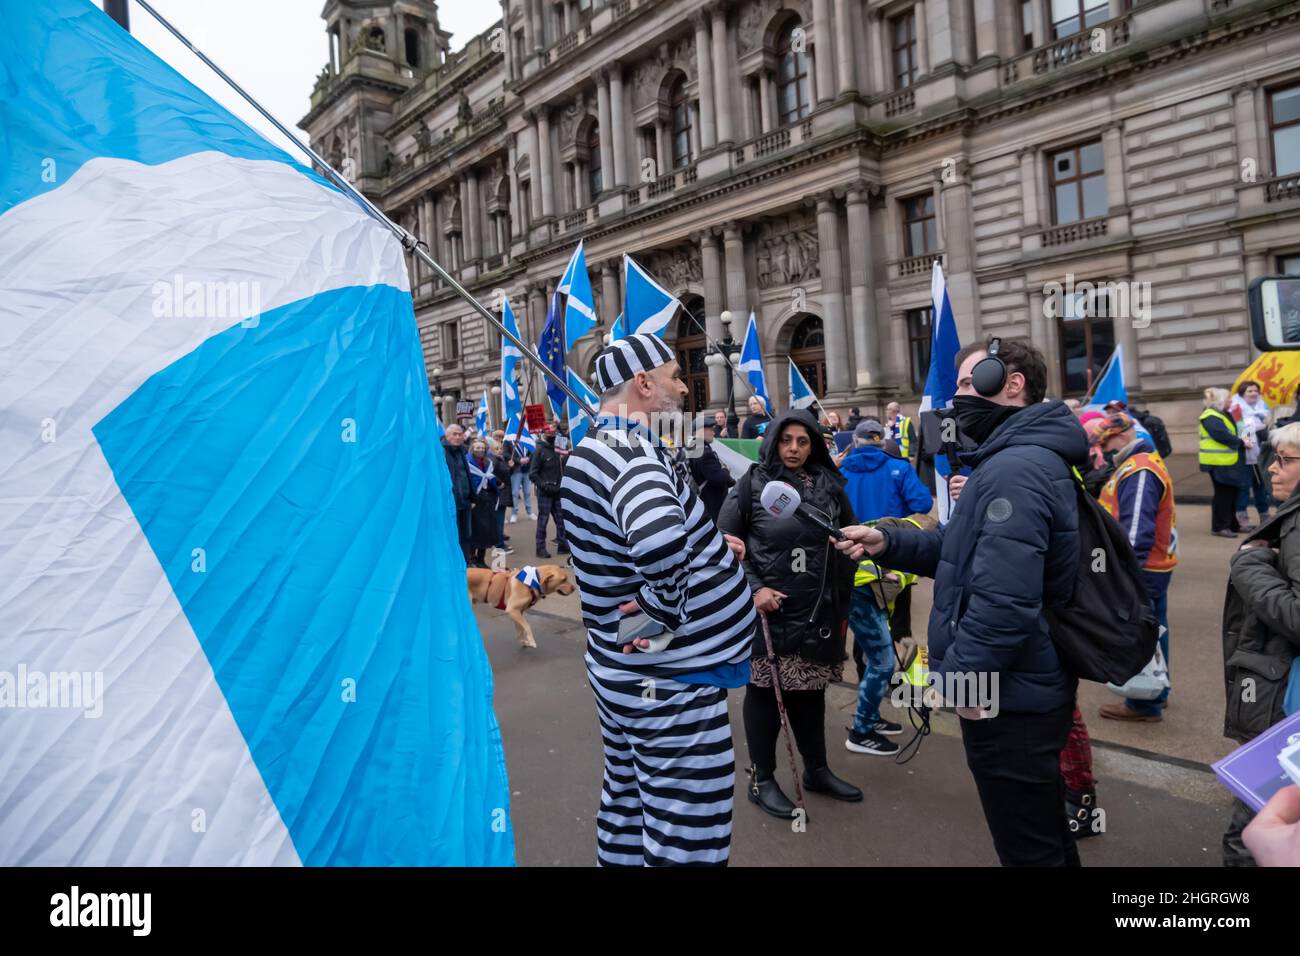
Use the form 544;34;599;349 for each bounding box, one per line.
1197;408;1238;467
895;415;913;459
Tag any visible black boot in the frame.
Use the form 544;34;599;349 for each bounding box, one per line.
747;766;799;820
802;765;863;802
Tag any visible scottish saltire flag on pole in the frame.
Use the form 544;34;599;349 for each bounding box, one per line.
507;415;537;453
921;259;964;524
788;359;820;413
476;389;490;435
500;296;523;424
557;240;596;351
738;311;770;414
539;291;567;417
1083;344;1153;444
609;312;628;343
623;254;681;337
0;0;512;866
566;369;600;445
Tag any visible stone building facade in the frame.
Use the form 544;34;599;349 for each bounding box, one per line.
300;0;1300;444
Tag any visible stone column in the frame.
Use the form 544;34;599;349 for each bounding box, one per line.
710;5;734;144
1031;0;1046;48
1102;122;1129;233
915;0;930;76
869;10;886;94
1018;146;1040;230
458;175;471;267
723;223;747;315
698;229;728;402
601;260;620;325
759;70;774;132
526;283;547;404
656;119;670;173
421;193;436;285
816;193;851;397
833;0;855;97
694;12;717;150
523;0;536;57
466;171;482;260
1029;288;1062;396
608;65;628;186
597;74;615;191
846;185;879;391
812;0;835;106
537;108;555;217
1233;82;1261;171
508;137;521;239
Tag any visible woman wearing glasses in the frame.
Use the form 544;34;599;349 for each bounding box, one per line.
1221;421;1300;864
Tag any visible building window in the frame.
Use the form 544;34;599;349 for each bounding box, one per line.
670;77;692;169
1021;0;1035;51
906;307;933;392
641;126;657;165
519;181;531;231
891;11;918;90
902;193;938;257
1050;0;1109;40
442;323;460;364
1057;288;1115;396
790;315;827;399
1049;140;1106;224
404;28;421;67
587;125;603;197
675;303;710;414
1280;254;1300;275
1270;84;1300;177
777;19;812;124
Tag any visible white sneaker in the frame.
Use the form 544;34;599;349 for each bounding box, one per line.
509;515;518;524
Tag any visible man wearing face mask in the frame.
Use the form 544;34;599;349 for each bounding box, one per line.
835;337;1091;866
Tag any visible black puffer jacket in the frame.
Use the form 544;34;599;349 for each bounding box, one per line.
1222;485;1300;743
529;435;564;497
441;437;471;511
718;410;857;664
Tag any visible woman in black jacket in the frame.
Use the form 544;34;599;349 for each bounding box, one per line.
465;438;499;568
718;409;862;818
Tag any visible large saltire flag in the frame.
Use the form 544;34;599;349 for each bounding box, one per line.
566;369;599;446
0;0;513;866
922;260;964;525
500;296;523;424
557;240;596;351
1083;345;1153;446
624;254;681;337
738;311;770;414
788;359;819;413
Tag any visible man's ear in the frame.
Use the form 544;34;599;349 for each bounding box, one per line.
1005;369;1026;402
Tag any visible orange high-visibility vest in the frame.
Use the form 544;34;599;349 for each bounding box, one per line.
1099;451;1178;573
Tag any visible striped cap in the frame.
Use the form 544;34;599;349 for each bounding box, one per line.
593;333;674;393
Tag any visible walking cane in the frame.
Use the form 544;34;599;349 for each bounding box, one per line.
758;611;806;816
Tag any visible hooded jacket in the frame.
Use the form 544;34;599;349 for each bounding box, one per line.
717;409;857;663
528;434;564;496
880;401;1090;714
1222;486;1300;743
840;443;933;523
441;436;471;511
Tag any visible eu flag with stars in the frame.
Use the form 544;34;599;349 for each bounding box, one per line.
539;290;567;416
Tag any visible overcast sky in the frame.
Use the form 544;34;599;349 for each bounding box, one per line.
101;0;502;155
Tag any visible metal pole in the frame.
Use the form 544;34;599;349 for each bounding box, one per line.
105;0;131;30
131;0;597;421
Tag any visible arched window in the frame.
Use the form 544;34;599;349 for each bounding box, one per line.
670;76;692;169
587;124;603;198
789;314;826;398
405;28;421;67
776;20;811;125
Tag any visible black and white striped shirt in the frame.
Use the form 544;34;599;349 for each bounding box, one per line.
560;414;755;677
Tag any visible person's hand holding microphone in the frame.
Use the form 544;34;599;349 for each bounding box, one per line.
834;525;887;563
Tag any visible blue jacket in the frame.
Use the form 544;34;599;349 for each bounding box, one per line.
880;401;1089;714
840;444;933;523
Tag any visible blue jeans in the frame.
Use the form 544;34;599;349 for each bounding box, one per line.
848;588;895;735
1235;467;1271;517
1126;573;1170;716
510;470;534;516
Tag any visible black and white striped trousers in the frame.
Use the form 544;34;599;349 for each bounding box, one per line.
586;656;736;866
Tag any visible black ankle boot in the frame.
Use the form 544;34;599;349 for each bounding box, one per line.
747;766;798;820
802;765;863;802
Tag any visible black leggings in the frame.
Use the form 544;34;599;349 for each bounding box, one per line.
743;683;828;777
1211;479;1240;533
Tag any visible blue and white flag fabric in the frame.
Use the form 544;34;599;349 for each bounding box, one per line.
0;0;512;866
539;290;567;417
922;259;964;524
609;312;628;343
476;389;490;435
566;369;600;446
1083;344;1153;445
500;296;524;425
507;415;537;453
557;240;596;351
623;254;680;337
738;311;770;415
788;359;819;412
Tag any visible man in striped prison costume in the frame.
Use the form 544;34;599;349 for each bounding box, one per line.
560;333;756;866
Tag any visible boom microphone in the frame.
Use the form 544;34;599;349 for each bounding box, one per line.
759;480;846;541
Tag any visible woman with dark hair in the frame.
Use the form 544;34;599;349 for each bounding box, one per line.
1231;380;1273;530
718;409;862;818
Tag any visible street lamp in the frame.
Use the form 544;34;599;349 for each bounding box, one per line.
490;380;501;430
705;310;741;437
430;366;444;422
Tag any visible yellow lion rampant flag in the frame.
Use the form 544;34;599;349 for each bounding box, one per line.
1234;352;1300;406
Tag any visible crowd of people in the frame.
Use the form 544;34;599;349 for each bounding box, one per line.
453;332;1300;867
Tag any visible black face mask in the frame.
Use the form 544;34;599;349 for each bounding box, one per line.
951;394;1021;445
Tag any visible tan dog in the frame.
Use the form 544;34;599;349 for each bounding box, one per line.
466;564;575;648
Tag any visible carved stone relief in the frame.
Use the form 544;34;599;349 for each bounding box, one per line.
642;245;703;292
754;210;820;288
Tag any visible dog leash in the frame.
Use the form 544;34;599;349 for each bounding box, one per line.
758;610;805;814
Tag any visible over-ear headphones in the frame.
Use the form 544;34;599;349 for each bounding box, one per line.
971;337;1007;397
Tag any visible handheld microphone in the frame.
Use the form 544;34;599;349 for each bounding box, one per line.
759;480;846;541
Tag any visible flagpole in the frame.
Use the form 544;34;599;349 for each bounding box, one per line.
1078;345;1119;408
132;0;598;422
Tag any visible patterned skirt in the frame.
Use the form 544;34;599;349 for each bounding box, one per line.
750;653;844;692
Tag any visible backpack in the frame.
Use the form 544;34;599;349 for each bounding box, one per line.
1132;408;1173;458
1044;466;1160;685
